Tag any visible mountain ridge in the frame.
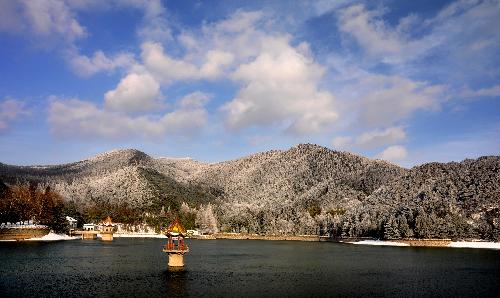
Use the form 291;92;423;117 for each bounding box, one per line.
1;143;499;240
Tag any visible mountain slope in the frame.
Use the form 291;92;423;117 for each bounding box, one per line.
1;144;499;239
348;156;500;239
189;144;404;220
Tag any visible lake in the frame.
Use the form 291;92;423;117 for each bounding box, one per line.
1;238;499;297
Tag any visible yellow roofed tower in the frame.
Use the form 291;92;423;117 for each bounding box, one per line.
163;218;189;270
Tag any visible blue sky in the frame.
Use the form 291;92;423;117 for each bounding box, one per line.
0;0;499;167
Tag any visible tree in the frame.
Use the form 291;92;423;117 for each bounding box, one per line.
383;215;401;239
398;215;413;238
415;213;432;239
51;203;70;233
307;203;321;218
0;180;7;197
196;203;218;234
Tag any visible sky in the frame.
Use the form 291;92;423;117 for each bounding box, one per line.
0;0;499;167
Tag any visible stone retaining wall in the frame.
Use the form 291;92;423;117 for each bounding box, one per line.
193;234;454;246
394;239;452;247
0;228;49;240
213;233;319;241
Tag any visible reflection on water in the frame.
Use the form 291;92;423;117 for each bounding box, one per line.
164;270;186;297
1;238;500;297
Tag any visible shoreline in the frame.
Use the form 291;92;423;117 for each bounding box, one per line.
1;231;498;249
195;233;500;250
0;227;50;241
211;233;321;241
113;233;166;238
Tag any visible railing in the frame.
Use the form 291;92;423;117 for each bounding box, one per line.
163;241;188;252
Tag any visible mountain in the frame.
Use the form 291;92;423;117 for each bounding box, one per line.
1;144;499;240
356;156;500;239
0;149;216;210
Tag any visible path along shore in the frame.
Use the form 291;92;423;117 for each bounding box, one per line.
193;233;500;249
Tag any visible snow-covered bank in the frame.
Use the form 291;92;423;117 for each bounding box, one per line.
448;241;500;250
26;232;80;241
113;233;166;238
347;240;410;247
344;239;500;250
1;223;48;229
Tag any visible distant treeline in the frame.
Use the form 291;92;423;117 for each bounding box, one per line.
0;181;69;233
214;201;499;241
2;179;498;241
0;181;196;234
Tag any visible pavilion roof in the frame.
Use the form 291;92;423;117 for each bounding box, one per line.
102;216;113;226
166;218;186;235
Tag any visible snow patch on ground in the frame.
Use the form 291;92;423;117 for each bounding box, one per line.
114;233;167;238
1;223;48;229
448;241;500;250
26;232;80;241
348;240;410;246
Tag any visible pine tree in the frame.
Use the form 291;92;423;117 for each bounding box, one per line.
196;203;218;234
415;213;432;238
383;215;400;239
398;215;413;238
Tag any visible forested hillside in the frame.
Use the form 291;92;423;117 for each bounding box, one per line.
1;144;499;240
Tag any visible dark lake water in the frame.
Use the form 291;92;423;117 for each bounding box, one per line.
1;238;500;297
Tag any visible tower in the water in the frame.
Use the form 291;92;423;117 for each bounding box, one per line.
163;219;189;269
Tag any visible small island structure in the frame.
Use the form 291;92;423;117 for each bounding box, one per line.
100;216;115;241
163;219;189;270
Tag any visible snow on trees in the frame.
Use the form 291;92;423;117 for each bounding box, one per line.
196;203;218;234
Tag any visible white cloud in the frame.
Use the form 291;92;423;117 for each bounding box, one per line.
474;85;500;97
0;0;173;78
21;0;86;41
119;0;171;42
135;11;339;135
217;22;337;134
142;11;340;135
179;92;211;108
68;50;135;77
337;0;500;82
357;75;444;127
0;1;25;34
376;145;408;162
336;4;445;64
338;4;403;57
213;10;264;33
141;42;234;82
332;126;406;151
141;42;199;81
313;0;355;15
104;72;161;113
200;50;235;78
246;135;273;146
77;10;336;136
461;84;500;98
0;98;30;133
48;96;208;139
356;126;406;149
332;136;352;150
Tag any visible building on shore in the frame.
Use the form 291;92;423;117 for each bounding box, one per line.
186;229;199;237
81;223;98;239
66;216;78;229
83;223;97;231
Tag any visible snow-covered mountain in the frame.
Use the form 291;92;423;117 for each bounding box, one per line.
1;144;499;240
